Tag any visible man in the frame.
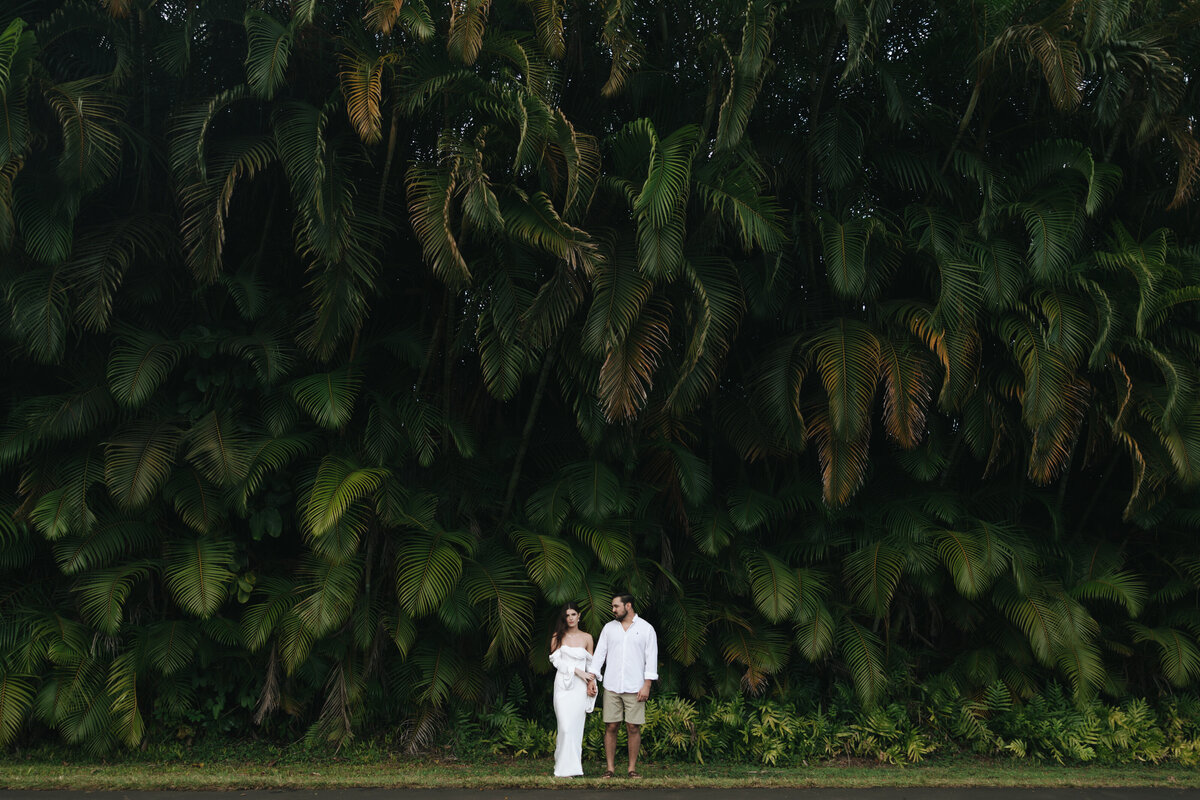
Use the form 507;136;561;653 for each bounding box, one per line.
588;593;658;778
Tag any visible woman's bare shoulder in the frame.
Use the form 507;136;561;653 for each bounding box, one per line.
585;632;594;653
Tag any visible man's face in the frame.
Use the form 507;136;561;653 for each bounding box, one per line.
611;598;629;621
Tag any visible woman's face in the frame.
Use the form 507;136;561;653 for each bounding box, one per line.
565;608;580;628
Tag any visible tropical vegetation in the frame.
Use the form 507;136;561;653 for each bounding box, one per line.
2;0;1200;756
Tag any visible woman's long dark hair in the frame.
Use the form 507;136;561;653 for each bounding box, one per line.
551;602;582;651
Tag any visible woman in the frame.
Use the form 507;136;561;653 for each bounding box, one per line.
548;602;597;777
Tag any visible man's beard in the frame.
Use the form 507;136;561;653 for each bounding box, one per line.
613;608;627;621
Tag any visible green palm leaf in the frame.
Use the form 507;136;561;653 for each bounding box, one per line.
510;526;582;601
718;618;788;693
0;670;35;748
844;536;905;617
464;544;534;664
794;602;835;662
302;455;387;539
106;651;143;747
877;338;932;448
0;18;35;169
809;318;879;442
1129;623;1200;687
406;162;471;287
6;264;70;361
597;296;670;420
571;522;633;570
144;620;199;676
67;216;174;333
241;577;296;652
582;248;653;357
524;477;571;534
447;0;492;65
714;0;774;151
291;367;362;429
104;419;182;510
837;617;887;706
819;213;873;299
564;460;623;521
935;527;1006;599
185;409;250;487
810;411;872;507
244;10;293;99
395;527;471;616
504;189;597;272
995;582;1058;666
667;256;745;414
53;518;155;575
689;510;735;556
660;591;710;665
164;533;236;618
107;329;182;408
746;550;800;622
45;77;123;193
295;554;362;638
75;562;151;634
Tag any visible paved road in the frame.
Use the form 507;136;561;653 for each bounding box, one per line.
4;790;1200;799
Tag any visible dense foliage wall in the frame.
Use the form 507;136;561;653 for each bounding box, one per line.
2;0;1200;752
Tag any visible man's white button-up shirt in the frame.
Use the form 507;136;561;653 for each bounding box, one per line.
590;614;658;693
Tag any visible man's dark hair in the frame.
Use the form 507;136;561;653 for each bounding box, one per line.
613;593;635;608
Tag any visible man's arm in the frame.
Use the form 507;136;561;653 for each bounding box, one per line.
637;623;659;701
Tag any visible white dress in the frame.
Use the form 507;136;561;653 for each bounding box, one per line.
549;644;595;776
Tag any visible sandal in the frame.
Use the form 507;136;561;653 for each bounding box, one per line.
627;770;642;778
601;770;615;778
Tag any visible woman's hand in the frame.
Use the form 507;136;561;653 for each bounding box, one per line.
586;676;597;697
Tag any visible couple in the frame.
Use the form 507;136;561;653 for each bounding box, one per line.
548;593;658;778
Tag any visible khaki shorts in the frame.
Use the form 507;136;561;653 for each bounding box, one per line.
602;690;646;725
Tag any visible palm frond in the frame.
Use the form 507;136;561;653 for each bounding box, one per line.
295;554;362;638
45;77;123;193
809;317;879;442
524;477;571;534
406;161;470;287
74;562;151;633
463;544;534;665
302;455;388;539
163;533;236;618
103;419;181;510
745;549;799;622
715;0;775;152
570;522;633;570
843;536;905;617
563;459;623;522
0;670;36;748
597;295;670;420
339;48;394;144
244;10;293;99
395;527;472;616
837;617;887;706
510;526;583;600
447;0;492;65
184;409;250;487
291;367;362;429
0;18;35;169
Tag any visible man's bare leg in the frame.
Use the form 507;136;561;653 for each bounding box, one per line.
626;722;641;774
605;721;620;774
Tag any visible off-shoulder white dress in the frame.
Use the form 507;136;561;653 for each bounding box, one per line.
548;644;595;776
